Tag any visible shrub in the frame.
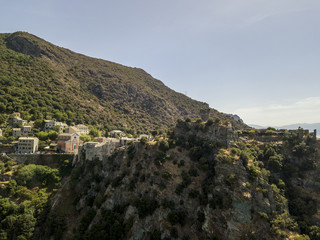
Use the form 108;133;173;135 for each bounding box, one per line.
188;168;199;177
133;196;159;218
16;164;61;189
170;227;179;238
140;137;148;145
188;189;199;199
225;174;237;188
167;210;187;226
159;140;169;152
205;118;214;127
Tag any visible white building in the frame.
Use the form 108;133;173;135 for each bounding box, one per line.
44;120;55;130
0;129;2;137
17;137;39;154
109;130;125;137
44;120;68;132
75;124;89;135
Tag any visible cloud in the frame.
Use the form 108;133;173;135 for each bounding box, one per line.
235;97;320;126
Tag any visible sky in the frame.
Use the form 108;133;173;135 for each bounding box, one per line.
1;0;320;126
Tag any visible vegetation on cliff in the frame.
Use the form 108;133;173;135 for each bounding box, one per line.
0;155;72;240
34;119;320;240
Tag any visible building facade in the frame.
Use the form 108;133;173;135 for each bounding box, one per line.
17;137;39;154
57;133;81;153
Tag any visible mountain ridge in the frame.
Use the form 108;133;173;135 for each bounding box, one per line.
0;31;247;132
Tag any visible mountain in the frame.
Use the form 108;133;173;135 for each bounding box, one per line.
0;31;247;132
248;124;265;129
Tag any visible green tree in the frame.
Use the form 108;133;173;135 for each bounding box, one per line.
48;130;58;141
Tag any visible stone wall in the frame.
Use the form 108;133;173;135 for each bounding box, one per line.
0;144;15;153
175;120;238;146
79;140;121;161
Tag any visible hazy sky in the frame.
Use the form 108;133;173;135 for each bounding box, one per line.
1;0;319;126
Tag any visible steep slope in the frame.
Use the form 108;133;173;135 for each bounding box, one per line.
36;120;319;240
0;31;246;132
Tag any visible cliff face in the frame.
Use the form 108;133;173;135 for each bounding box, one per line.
36;121;320;240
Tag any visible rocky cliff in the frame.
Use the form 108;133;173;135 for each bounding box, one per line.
34;120;320;240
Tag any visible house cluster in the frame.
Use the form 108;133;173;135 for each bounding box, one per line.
1;112;90;154
80;133;152;161
1;112;151;155
9;112;33;137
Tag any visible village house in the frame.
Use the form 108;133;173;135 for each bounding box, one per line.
139;134;152;141
54;122;68;133
64;126;79;134
75;124;89;135
9;112;27;127
10;116;23;127
96;137;107;143
120;137;135;146
12;128;22;137
109;130;125;137
57;133;82;153
12;112;21;118
44;120;68;132
22;125;32;136
44;120;55;130
17;137;39;154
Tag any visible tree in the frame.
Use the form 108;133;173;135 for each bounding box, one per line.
37;131;49;141
48;130;58;141
140;137;148;145
293;141;309;158
80;135;92;142
89;128;99;138
33;119;44;130
268;154;284;172
151;130;158;137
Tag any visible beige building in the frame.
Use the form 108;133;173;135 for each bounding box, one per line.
12;128;22;137
22;126;32;136
17;137;39;154
64;126;79;134
109;130;125;137
75;124;89;135
0;129;2;137
44;120;68;132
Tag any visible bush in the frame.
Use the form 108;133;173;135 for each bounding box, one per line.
205;118;214;127
16;164;61;189
78;208;96;234
159;139;169;152
225;173;237;188
140;137;148;145
268;154;283;172
167;210;187;226
240;151;249;167
133;196;159;218
170;227;179;238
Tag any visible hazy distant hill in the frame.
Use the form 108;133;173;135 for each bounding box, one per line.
249;123;320;137
0;31;247;132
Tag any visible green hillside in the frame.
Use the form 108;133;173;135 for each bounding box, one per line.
0;32;246;132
